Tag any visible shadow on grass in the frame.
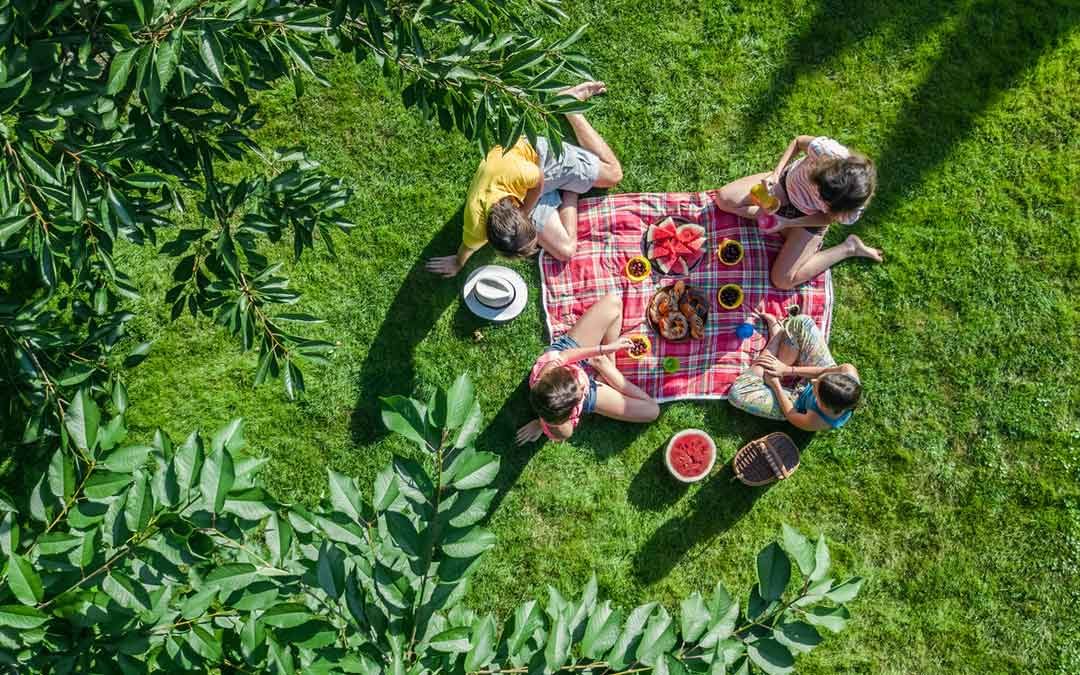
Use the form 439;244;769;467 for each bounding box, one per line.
349;207;475;445
631;404;815;584
740;0;1077;223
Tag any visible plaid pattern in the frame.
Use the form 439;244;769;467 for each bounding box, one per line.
539;191;833;403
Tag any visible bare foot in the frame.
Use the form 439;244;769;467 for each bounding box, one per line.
846;234;884;262
560;81;607;101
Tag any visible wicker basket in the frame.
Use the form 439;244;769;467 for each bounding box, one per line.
732;432;800;486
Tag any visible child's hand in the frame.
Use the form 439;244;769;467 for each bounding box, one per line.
603;335;636;354
515;419;544;445
758;215;786;234
754;352;789;379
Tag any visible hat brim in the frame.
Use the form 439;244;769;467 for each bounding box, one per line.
463;265;529;322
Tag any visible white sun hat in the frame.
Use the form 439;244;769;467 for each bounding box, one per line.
463;265;528;322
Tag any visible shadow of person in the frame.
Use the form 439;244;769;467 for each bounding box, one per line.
631;402;816;584
350;206;480;445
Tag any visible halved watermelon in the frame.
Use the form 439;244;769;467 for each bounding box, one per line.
665;429;717;482
676;223;706;243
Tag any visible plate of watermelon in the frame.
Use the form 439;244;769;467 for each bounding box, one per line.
665;429;717;483
644;216;707;276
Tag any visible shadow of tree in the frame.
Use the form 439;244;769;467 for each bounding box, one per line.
737;0;1077;223
349;207;479;445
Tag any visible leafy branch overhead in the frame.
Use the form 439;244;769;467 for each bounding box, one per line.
0;374;861;672
0;0;597;448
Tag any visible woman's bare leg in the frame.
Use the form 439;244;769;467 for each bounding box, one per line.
566;293;622;348
712;171;771;218
772;231;884;290
561;82;623;188
593;386;660;423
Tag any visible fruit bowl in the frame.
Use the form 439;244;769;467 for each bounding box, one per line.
643;216;707;276
718;238;743;266
665;429;717;483
624;255;651;282
627;334;651;360
717;283;743;310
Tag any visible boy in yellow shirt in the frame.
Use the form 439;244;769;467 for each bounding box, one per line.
426;82;623;277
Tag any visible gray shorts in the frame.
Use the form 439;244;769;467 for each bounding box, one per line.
531;137;600;231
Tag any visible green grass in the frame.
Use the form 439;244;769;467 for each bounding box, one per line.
120;0;1080;672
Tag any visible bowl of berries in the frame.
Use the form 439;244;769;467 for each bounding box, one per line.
717;283;744;310
627;334;652;360
717;238;744;266
624;255;651;282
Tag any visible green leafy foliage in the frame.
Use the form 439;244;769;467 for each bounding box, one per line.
0;373;860;671
0;0;595;451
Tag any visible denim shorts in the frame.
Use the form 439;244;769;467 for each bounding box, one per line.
544;334;598;415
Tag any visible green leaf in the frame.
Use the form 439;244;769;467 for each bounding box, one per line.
103;572;151;610
373;465;399;511
810;535;831;582
262;602;315;628
747;638;794;675
392;456;434;504
545;613;572;670
700;595;739;649
464;614;497;671
757;542;791;602
200;447;235;513
385;511;420;557
19;146;61;187
453;400;482;449
5;555;43;605
47;449;75;501
570;573;598;636
450;449;499;490
112;380;128;413
775;621;822;655
507;600;542;656
679;591;710;643
445;373;476;431
123;471;153;531
123;341;151;368
174;431;204;496
205;563;259;593
155;38;178;89
606;602;656;669
84;471;132;499
103;445;152;473
440;527;495;558
637;606;676;666
265;512;293;565
380;396;430;449
327;469;365;523
0;514;18;557
825;577;864;604
106;185;134;227
428;626;470;653
65;389;100;453
0;215;30;245
0;605;48;629
210;418;244;453
802;605;850;633
317;541;345;599
443;487;496;528
105;49;137;93
581;599;622;659
200;31;225;81
781;524;815;577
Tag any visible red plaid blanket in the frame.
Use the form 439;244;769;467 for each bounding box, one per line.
539;191;833;402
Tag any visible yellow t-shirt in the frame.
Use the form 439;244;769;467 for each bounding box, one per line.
462;139;541;250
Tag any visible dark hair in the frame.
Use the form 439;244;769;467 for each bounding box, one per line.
811;154;877;214
530;367;581;424
817;373;862;412
487;197;537;258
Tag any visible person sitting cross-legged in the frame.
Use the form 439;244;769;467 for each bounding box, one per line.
728;311;862;431
425;81;623;277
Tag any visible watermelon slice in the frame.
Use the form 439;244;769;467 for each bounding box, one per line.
686;236;706;253
676;223;706;243
673;257;689;276
665;429;717;482
683;248;704;271
670;240;692;256
647;242;672;260
653;253;675;274
653;218;678;241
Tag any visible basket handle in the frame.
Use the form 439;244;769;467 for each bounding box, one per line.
761;441;791;480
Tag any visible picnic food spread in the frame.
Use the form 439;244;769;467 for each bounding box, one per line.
647;280;709;341
645;217;707;275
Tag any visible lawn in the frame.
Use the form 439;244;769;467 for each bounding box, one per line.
118;0;1079;672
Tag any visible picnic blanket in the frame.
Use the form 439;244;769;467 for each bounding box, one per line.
538;191;833;403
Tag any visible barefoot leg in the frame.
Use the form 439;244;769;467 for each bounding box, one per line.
593;386;660;423
713;172;771;218
772;232;883;290
560;81;622;188
566;294;622;348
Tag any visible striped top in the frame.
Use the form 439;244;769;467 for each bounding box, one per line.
780;137;863;225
